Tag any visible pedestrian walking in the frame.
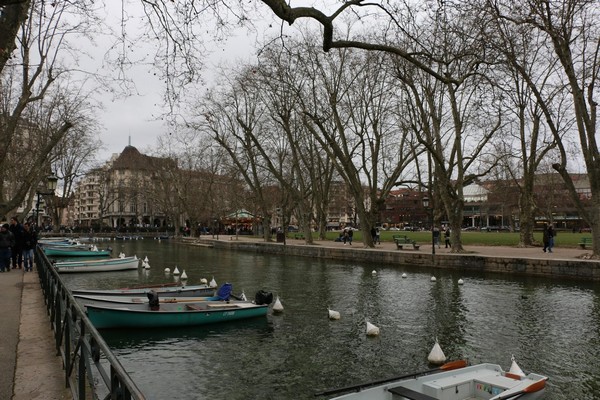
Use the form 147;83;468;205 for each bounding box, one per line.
444;227;451;248
0;223;15;272
348;229;353;245
9;216;24;269
547;224;555;253
22;222;37;272
375;227;381;244
433;227;441;248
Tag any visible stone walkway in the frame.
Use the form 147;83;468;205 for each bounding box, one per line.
0;267;71;400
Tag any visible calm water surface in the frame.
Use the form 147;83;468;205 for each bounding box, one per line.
58;240;600;399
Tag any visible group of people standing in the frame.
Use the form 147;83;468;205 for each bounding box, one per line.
0;216;38;273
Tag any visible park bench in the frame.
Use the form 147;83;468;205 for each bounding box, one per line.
393;235;420;250
579;237;593;249
294;233;305;240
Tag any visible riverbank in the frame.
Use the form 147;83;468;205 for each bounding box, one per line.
185;236;600;281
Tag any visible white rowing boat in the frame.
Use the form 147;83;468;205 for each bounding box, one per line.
318;360;548;400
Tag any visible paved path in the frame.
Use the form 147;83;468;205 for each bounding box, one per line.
0;267;71;400
242;235;595;262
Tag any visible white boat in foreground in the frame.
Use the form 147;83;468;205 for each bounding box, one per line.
53;256;139;273
318;360;548;400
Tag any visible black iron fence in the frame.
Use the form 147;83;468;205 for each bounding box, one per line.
34;247;146;400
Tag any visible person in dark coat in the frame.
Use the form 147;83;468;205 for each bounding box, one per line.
9;216;24;269
22;222;37;272
0;224;15;272
543;224;550;252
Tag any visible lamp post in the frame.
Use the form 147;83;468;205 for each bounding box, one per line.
35;172;58;230
422;196;435;255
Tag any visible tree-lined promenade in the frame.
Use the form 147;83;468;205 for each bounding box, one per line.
1;1;598;258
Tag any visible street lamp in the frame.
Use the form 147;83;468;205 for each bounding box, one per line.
35;172;58;230
422;196;435;255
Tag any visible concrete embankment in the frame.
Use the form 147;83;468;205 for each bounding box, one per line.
186;237;600;282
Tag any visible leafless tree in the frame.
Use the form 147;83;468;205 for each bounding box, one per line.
486;0;600;257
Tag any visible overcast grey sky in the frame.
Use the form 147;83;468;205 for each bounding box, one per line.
92;2;278;162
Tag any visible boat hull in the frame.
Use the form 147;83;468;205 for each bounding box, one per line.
327;363;547;400
72;284;215;298
44;247;112;257
86;301;269;329
54;257;139;273
74;294;221;307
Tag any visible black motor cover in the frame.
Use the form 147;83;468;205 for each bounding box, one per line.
147;290;160;310
254;290;273;305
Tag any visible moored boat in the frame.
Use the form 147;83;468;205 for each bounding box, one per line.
43;245;112;257
74;294;222;307
75;282;236;306
86;300;270;329
71;283;216;298
317;360;548;400
53;256;139;273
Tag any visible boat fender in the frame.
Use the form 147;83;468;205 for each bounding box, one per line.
255;290;273;305
147;290;160;310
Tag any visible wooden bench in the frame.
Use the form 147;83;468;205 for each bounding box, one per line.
294;233;305;240
579;237;593;249
393;235;420;250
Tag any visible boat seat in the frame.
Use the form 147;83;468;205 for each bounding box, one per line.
186;304;207;311
388;386;437;400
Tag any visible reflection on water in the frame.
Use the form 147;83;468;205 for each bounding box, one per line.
58;240;600;399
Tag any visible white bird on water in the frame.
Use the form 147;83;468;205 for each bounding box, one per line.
366;320;380;336
273;296;284;312
328;308;341;320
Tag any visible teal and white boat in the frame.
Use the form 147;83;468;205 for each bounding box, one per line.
86;300;269;329
317;359;548;400
43;244;112;257
53;256;139;273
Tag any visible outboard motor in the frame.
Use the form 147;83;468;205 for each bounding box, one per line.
147;290;160;310
254;290;273;305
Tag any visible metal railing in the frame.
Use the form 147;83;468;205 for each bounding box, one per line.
35;247;146;400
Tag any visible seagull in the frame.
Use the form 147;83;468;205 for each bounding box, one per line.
328;308;341;320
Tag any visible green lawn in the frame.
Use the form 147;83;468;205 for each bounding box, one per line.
293;230;592;248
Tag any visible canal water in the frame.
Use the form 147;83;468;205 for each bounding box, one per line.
58;240;600;399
